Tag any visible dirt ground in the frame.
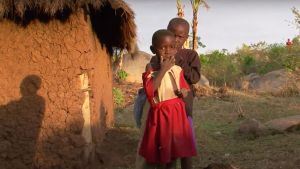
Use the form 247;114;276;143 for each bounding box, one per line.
99;82;300;169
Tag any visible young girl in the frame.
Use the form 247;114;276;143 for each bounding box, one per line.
139;29;197;169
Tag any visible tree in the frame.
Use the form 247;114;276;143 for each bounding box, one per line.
292;7;300;35
190;0;209;51
176;0;185;18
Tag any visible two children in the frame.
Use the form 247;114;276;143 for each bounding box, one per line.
149;18;201;169
139;29;197;169
134;17;201;169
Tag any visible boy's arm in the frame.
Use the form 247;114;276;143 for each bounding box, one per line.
183;51;201;85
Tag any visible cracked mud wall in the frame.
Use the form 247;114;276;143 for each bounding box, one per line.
0;9;113;169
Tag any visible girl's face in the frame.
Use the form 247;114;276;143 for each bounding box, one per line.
153;35;177;61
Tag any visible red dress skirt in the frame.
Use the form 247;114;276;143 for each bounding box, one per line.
139;69;197;164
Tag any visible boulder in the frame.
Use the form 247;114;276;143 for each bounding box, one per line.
237;69;300;94
238;118;264;136
250;69;291;93
199;74;210;87
235;73;260;90
122;51;151;83
264;115;300;132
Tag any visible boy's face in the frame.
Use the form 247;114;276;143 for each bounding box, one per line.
168;24;189;49
151;35;177;61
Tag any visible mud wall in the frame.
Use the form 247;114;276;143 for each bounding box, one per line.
0;10;113;169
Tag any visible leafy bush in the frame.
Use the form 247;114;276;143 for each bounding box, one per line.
200;38;300;87
240;55;256;74
266;43;300;71
116;69;128;81
113;87;124;107
292;36;300;45
201;50;240;86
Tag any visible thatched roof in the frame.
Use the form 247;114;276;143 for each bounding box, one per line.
0;0;136;53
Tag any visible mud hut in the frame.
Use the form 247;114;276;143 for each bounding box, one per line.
0;0;136;168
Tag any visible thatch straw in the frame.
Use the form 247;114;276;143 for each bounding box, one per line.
108;0;136;52
0;0;136;52
0;0;105;18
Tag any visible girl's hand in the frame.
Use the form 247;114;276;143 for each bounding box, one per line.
160;56;175;72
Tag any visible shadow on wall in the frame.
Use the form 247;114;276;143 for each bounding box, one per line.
0;75;45;169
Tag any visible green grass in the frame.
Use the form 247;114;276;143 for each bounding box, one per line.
193;94;300;169
113;87;125;107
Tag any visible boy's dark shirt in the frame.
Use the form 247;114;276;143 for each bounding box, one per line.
150;48;201;117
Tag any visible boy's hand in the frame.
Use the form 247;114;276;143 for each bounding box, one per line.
145;63;152;71
160;56;175;72
175;88;189;98
181;88;189;98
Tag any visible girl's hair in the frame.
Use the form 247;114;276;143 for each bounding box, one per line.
151;29;174;46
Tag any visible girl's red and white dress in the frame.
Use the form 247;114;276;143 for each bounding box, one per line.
139;65;197;164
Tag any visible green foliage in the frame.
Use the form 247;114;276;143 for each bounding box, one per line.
268;44;286;57
200;54;209;64
292;36;300;45
189;34;206;49
292;7;300;34
241;55;256;74
113;87;124;107
258;63;277;75
236;43;251;54
201;50;240;86
267;43;300;71
201;39;300;87
116;69;128;81
242;56;255;67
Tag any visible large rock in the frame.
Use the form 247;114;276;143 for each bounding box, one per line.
199;74;210;87
235;73;260;90
264;115;300;132
237;69;300;94
122;51;151;83
238;118;264;136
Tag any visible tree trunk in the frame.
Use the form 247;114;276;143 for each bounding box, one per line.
177;0;184;18
118;49;125;70
192;13;198;51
